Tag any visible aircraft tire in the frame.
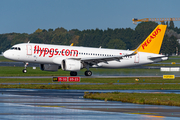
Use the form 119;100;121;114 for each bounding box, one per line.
70;71;77;76
85;70;92;76
22;69;27;73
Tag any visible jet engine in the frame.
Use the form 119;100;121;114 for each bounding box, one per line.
40;64;60;71
61;59;83;71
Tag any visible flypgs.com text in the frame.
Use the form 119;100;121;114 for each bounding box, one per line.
34;45;78;57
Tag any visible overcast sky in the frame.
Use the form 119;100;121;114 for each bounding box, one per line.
0;0;180;34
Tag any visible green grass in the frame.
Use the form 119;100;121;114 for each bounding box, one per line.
1;65;180;76
0;84;71;89
0;83;180;90
145;63;180;67
69;84;180;90
81;77;180;83
1;77;180;84
0;66;69;76
0;78;51;83
84;92;180;106
0;56;13;62
159;59;180;63
168;56;180;58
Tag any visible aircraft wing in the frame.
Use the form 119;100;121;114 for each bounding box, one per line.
80;51;136;65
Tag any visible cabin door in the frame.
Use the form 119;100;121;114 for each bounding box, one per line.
27;45;32;55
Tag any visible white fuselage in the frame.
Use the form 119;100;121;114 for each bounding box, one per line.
3;43;167;69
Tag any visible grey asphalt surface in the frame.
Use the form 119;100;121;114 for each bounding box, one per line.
0;89;180;120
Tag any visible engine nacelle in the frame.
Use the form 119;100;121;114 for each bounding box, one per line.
61;59;83;71
40;64;60;71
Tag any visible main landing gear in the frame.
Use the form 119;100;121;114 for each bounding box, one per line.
84;70;92;76
22;62;28;73
70;70;92;76
70;71;77;76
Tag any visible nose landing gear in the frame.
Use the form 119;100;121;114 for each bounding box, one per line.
22;62;28;73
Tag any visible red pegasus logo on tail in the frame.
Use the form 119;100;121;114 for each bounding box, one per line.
142;27;161;49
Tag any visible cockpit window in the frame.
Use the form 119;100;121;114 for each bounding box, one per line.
10;47;21;51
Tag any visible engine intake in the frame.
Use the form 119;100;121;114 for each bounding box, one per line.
61;59;83;71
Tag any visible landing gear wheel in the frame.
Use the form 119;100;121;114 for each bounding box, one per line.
70;71;77;76
22;69;27;73
85;70;92;76
23;62;28;73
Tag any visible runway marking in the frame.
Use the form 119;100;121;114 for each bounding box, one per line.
144;115;165;118
36;105;66;108
127;112;158;115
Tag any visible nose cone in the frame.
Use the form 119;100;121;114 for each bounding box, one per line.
3;50;11;59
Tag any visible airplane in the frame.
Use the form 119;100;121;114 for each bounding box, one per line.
3;25;168;76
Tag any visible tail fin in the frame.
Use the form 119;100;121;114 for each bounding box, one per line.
134;25;167;54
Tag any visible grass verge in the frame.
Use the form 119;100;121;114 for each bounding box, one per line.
1;77;180;83
84;92;180;106
0;84;180;90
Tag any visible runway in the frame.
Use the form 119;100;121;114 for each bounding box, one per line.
1;62;180;119
1;61;180;77
0;89;180;119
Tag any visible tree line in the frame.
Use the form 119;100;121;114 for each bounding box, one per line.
0;22;180;55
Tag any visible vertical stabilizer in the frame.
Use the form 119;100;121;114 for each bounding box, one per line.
134;25;167;54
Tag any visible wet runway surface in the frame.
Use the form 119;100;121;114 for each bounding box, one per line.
0;89;180;119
